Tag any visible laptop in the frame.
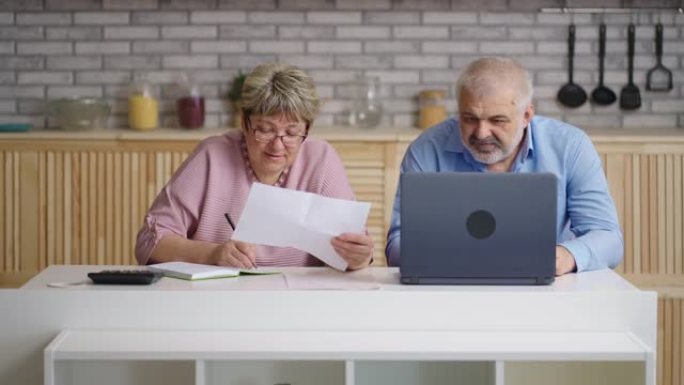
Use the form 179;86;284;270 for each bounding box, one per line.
400;172;557;285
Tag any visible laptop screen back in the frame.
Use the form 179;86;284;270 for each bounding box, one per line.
400;172;557;285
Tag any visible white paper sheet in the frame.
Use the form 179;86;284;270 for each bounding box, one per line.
232;183;371;271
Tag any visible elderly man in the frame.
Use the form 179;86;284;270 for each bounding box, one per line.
386;57;623;276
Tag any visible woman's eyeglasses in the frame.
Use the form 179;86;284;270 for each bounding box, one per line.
252;128;307;147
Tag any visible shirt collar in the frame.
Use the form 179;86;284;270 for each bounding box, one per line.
520;120;535;162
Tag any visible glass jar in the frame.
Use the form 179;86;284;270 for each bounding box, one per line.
49;97;110;131
418;89;447;130
348;75;383;129
176;74;205;129
128;75;158;131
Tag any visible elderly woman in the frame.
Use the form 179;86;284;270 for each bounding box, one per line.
135;63;374;270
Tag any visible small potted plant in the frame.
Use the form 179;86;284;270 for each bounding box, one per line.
228;71;246;129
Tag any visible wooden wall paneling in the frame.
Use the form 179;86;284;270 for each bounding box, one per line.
96;152;105;265
88;151;97;264
347;167;384;261
632;155;642;275
63;152;72;265
13;151;18;270
129;152;140;265
4;152;13;271
55;152;64;265
46;151;55;267
79;152;88;265
665;155;674;275
114;152;122;265
604;154;625;274
72;152;81;264
105;152;114;265
164;151;172;188
19;152;38;273
384;141;409;236
147;152;156;217
650;155;659;274
122;152;130;266
171;151;182;172
623;155;633;274
641;155;650;274
37;152;45;270
155;152;164;201
10;151;20;272
676;156;683;275
137;152;148;265
658;155;666;275
6;153;12;271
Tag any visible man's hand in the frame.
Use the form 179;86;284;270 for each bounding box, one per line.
331;233;374;271
555;245;577;276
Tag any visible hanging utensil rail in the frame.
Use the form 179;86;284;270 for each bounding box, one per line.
539;7;683;14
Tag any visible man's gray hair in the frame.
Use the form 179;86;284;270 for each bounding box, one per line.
240;62;321;130
456;57;534;109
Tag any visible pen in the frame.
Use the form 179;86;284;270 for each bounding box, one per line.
224;213;257;269
224;213;236;230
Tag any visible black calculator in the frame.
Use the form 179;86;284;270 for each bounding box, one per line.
87;270;163;285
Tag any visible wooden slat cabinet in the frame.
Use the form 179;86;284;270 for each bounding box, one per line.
2;129;684;280
0;128;414;285
598;143;684;276
0;127;683;385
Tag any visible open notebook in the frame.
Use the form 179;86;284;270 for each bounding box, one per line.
148;261;278;281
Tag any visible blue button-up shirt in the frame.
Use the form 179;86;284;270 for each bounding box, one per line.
385;115;624;272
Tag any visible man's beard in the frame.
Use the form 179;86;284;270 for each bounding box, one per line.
466;126;525;165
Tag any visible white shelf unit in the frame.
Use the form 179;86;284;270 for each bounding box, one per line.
0;267;657;385
44;329;652;385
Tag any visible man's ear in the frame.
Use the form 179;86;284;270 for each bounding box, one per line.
523;104;535;126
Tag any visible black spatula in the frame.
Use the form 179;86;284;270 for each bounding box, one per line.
646;22;673;92
591;23;617;106
620;23;641;110
557;24;587;108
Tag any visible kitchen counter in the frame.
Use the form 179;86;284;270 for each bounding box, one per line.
1;126;683;143
0;126;421;142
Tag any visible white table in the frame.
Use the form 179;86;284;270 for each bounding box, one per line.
0;266;657;385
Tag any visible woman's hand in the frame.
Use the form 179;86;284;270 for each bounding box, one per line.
210;241;257;269
331;233;374;270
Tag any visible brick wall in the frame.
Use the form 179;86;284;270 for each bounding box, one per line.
0;0;682;129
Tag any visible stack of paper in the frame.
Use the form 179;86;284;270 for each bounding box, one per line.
149;262;277;281
232;183;371;271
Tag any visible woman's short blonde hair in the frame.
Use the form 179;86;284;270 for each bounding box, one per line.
240;62;321;130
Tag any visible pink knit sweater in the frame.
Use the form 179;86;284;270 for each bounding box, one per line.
135;130;355;266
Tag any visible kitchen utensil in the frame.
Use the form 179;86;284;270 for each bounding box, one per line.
557;24;587;108
49;97;110;131
620;23;641;110
591;23;617;106
646;22;673;92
